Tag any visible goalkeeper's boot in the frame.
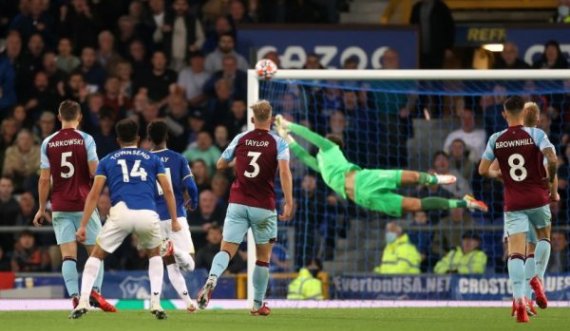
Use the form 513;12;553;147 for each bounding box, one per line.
514;297;529;323
69;299;89;319
463;195;489;213
250;303;271;316
435;174;457;185
197;276;217;309
527;299;537;316
90;289;117;312
150;299;167;320
160;239;174;258
530;276;548;309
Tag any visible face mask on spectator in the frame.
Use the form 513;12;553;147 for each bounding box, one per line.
385;232;398;244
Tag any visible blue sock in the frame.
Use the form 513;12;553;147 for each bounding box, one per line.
508;255;525;300
209;251;230;278
534;240;551;280
524;255;535;299
93;261;104;292
62;258;79;297
253;261;270;309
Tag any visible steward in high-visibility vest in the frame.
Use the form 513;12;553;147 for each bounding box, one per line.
434;231;487;274
287;260;324;300
374;222;421;275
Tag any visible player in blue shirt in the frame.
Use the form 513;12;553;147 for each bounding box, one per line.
148;120;199;313
71;119;180;320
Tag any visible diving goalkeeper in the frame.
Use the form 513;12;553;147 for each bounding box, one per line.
275;115;488;217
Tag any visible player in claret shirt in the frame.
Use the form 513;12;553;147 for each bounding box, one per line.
33;100;114;312
196;100;293;316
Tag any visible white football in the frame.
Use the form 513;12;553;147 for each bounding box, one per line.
255;59;278;80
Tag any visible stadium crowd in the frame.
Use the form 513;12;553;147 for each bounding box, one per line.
0;0;569;280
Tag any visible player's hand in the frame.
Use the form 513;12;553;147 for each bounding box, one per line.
278;202;293;221
32;210;51;227
551;190;560;202
171;219;182;232
185;198;198;211
76;226;87;243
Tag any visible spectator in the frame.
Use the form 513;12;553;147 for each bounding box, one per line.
204;54;247;101
26;33;45;69
493;42;531;69
434;231;487;274
374;222;421;274
163;0;206;71
78;47;106;92
15;191;36;226
447;138;475;182
134;50;177;104
532;40;569;69
25;71;58;122
42;52;67;89
135;102;160;140
82;92;105;132
443;108;486;162
287;258;324;300
0;177;19;251
547;230;570;273
211;172;230;207
483;85;508;139
0;55;16;113
55;38;80;74
0;117;18;155
116;16;140;58
303;53;324;69
205;33;248;73
187;109;208;144
96;30;122;73
9;0;55;45
127;39;150;76
2;129;40;191
59;0;101;53
184;131;221;175
177;51;210;106
161;94;188;152
213;125;230;151
92;110;119;158
195;224;246;273
12;105;31;131
410;0;455;69
431;208;475;259
270;242;292;273
0;246;10;271
11;230;50;272
207;79;233;125
36;111;57;141
4;31;35;102
431;151;472;198
145;0;168;49
229;0;254;25
191;189;225;230
202;15;235;54
103;76;130;114
115;61;134;99
553;0;570;23
191;159;212;192
225;99;247;137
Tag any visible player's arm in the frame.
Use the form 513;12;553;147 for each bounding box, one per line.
84;133;99;177
158;174;181;231
33;169;52;226
478;135;497;178
216;158;235;170
88;161;98;178
289;141;320;173
542;147;559;200
183;175;199;211
217;133;241;170
278;159;293;221
76;175;106;242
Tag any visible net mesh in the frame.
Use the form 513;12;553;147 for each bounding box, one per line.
258;76;570;300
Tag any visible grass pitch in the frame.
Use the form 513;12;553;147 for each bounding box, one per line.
2;308;567;331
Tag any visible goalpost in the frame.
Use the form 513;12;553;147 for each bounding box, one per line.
246;69;570;306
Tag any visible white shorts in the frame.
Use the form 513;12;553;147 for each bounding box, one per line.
97;202;162;253
159;217;195;255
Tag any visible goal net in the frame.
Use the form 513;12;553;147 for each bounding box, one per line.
246;70;570;302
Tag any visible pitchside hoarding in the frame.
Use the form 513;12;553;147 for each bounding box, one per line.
237;25;419;69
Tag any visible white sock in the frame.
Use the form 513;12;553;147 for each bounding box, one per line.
80;257;101;305
175;252;196;272
148;256;164;303
167;264;192;306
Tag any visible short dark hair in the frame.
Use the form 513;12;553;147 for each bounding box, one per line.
504;96;525;115
147;120;168;146
115;118;139;144
58;100;81;121
326;134;344;149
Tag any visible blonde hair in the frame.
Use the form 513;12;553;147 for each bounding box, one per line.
250;100;272;122
524;101;540;127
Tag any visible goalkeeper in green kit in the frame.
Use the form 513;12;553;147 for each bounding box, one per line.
274;115;488;217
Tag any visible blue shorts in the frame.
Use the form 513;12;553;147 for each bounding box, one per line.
52;211;102;245
222;203;277;245
504;205;551;238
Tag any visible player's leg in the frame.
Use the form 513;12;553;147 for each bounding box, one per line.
401;196;488;214
524;240;537;316
528;205;552;309
169;218;196;271
249;206;278;316
400;170;456;186
52;212;80;305
197;203;247;309
505;211;530;323
83;211;105;293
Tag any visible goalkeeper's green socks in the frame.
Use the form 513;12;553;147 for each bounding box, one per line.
418;172;439;185
253;261;270;309
420;197;467;210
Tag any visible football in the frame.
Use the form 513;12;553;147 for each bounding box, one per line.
255;59;278;80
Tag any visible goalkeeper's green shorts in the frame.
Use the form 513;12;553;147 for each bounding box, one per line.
354;169;403;217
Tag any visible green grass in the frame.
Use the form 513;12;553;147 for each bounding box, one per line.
1;308;567;331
